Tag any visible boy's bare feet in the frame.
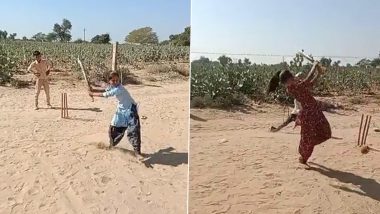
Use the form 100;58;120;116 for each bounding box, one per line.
47;104;52;108
134;148;145;160
134;152;145;161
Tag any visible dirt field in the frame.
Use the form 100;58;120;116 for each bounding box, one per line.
189;97;380;214
0;69;189;214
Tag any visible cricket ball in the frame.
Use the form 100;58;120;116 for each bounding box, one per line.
361;145;370;154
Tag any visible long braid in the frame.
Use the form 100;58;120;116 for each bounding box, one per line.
267;70;282;94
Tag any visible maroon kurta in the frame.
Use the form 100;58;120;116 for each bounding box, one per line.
287;79;332;162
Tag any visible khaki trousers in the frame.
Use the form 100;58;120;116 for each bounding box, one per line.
35;79;50;107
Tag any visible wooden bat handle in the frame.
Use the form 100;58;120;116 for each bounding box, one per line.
298;51;314;63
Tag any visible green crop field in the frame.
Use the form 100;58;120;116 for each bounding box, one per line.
1;40;189;69
0;40;189;84
191;57;380;107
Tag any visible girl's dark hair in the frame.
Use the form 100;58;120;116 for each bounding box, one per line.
108;71;119;80
267;70;294;94
279;70;293;84
267;70;282;94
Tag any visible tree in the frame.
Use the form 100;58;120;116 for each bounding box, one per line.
125;27;158;44
218;55;232;67
91;33;111;44
346;63;352;67
0;30;8;39
333;60;341;67
192;56;210;64
22;36;28;41
0;30;17;40
46;32;58;42
8;33;17;40
168;26;190;46
53;19;72;42
32;32;47;42
370;58;380;68
356;58;371;68
243;58;251;66
73;38;85;43
320;57;332;67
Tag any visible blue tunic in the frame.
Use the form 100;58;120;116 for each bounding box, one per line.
103;84;137;127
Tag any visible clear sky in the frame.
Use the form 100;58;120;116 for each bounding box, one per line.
191;0;380;64
0;0;190;43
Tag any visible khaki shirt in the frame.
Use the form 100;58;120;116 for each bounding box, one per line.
27;59;51;80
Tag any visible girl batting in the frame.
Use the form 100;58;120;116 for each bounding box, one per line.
268;62;332;165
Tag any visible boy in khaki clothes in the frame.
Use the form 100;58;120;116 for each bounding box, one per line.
27;51;52;110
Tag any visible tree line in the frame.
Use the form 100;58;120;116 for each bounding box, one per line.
0;18;190;46
196;54;380;69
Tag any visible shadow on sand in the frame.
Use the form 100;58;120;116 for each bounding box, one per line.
190;114;207;122
96;143;187;169
141;147;188;168
309;162;380;202
43;106;102;112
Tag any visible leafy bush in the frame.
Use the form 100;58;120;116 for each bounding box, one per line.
1;40;189;72
0;46;16;84
191;57;380;107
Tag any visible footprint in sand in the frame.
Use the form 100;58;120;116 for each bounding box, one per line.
95;190;105;194
27;186;39;195
101;176;112;184
96;142;109;150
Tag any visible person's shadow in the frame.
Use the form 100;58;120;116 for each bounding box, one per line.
141;147;188;168
49;106;102;112
309;162;380;202
190;114;207;122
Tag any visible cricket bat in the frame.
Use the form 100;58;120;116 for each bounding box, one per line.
297;50;327;74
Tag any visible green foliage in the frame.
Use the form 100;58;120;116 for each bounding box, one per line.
0;30;17;40
32;32;48;42
46;32;58;42
168;27;190;46
160;40;170;45
244;58;251;65
53;19;72;42
91;33;111;44
320;57;332;67
191;56;380;107
0;30;8;39
370;58;380;67
0;40;189;72
73;38;85;43
125;27;159;44
0;46;16;84
333;60;341;67
356;58;371;67
8;33;17;40
218;55;232;67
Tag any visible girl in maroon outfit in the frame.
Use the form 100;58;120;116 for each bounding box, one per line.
268;62;331;164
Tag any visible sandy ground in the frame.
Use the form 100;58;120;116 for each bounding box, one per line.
0;71;189;214
189;98;380;214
